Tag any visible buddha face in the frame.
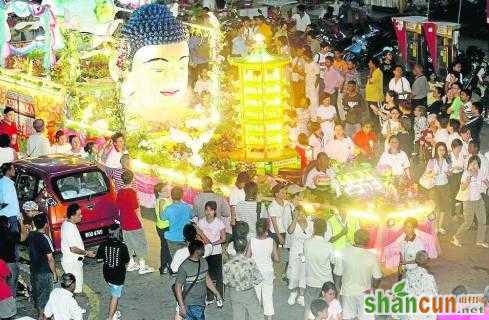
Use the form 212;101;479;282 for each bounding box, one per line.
122;41;190;124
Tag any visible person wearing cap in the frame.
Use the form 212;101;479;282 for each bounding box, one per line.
43;273;85;320
26;119;51;158
0;107;19;152
25;214;57;319
96;224;130;320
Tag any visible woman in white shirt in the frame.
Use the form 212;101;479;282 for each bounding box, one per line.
370;90;398;129
316;95;337;141
452;155;489;248
425;142;451;234
304;51;320;112
377;135;411;179
381;107;403;139
247;219;279;320
50;130;71;154
0;134;17;166
325;123;354;163
197;201;225;304
286;206;313;307
449;139;466;216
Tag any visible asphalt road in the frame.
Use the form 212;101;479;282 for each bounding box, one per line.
15;202;489;320
15;118;489;320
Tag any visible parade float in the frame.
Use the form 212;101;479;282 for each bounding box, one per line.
0;0;438;269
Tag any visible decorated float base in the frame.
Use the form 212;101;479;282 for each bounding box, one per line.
230;147;299;175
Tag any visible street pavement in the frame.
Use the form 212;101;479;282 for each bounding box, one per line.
14;121;489;320
15;199;489;320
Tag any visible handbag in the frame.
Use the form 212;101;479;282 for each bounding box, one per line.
172;258;201;302
419;172;435;190
455;186;470;202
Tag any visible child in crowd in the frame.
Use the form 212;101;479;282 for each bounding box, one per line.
413;105;428;143
319;282;342;320
315;94;337;141
352;121;377;161
96;224;130;320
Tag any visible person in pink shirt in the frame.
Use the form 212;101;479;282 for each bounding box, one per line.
322;56;344;109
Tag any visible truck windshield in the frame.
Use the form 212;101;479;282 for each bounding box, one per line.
53;170;109;201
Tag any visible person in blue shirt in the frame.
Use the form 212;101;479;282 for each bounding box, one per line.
0;162;20;233
161;186;192;271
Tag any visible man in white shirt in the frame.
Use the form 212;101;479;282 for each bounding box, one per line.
0;163;20;231
60;204;95;293
26;119;50;158
388;66;411;100
303;219;335;320
44;273;85;320
334;229;382;320
292;5;311;32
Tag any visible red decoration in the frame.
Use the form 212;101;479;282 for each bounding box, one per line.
392;19;408;65
423;22;438;72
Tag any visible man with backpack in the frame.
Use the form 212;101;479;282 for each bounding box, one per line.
174;240;223;320
96;224;130;320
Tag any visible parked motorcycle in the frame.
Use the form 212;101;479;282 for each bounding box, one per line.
342;23;397;68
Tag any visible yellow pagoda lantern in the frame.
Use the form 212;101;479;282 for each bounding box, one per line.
229;34;296;174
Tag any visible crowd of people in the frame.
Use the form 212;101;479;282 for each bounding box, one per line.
0;2;489;320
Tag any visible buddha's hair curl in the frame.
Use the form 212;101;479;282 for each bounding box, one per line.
121;4;188;61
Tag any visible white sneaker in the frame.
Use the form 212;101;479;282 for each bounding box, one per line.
127;261;139;272
287;291;298;305
297;295;305;307
111;311;121;320
476;242;489;248
451;237;462;247
138;265;155;274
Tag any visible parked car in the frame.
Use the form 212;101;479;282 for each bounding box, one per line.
14;155;118;250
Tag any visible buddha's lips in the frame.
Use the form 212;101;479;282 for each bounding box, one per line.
160;90;179;96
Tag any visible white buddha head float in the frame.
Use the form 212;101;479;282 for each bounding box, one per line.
119;4;189;127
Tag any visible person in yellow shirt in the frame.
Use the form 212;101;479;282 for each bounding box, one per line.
366;57;384;112
154;182;171;274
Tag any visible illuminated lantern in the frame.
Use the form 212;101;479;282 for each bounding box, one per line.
230;34;295;170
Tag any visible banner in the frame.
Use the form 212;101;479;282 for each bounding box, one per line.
393;18;408;65
423;21;438;73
